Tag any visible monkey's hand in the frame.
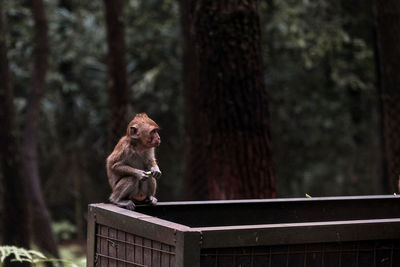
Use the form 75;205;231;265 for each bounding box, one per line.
138;170;151;181
150;166;162;179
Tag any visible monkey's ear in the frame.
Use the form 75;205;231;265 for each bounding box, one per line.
130;126;140;139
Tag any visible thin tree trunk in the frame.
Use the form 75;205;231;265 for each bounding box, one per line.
374;0;400;193
0;1;30;266
72;152;84;240
22;0;59;257
180;0;208;200
182;0;276;199
103;0;131;148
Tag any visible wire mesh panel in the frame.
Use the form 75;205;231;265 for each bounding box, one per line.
200;240;400;267
95;224;176;267
88;199;400;267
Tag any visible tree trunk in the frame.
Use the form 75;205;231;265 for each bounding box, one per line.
374;0;400;193
180;0;208;200
103;0;131;148
0;1;31;265
23;0;59;257
182;0;276;199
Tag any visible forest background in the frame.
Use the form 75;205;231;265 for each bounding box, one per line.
1;0;399;263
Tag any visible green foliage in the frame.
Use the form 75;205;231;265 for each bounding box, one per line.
59;244;86;267
0;246;45;264
2;0;383;230
52;220;77;241
123;0;183;200
4;0;182;226
260;0;381;197
0;246;78;267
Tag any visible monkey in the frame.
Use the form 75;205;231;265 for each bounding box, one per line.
106;113;161;210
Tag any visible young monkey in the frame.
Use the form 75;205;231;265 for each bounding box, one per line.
106;113;161;210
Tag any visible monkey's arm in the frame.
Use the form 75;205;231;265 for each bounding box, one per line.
143;148;162;179
148;160;162;179
111;162;149;180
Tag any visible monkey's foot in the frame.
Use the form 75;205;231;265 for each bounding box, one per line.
148;196;158;205
113;200;136;210
124;201;136;210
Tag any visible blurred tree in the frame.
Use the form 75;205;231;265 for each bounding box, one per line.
374;0;400;193
22;0;59;258
1;0;386;231
180;0;206;199
0;0;30;265
45;0;108;238
181;0;276;199
262;0;381;197
103;0;131;148
124;0;183;201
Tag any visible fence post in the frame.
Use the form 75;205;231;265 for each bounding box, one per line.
86;205;97;267
175;230;202;267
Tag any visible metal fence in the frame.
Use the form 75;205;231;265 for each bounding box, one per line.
87;195;400;267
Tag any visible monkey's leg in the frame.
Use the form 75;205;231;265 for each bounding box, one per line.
141;177;158;205
148;177;157;196
109;177;139;210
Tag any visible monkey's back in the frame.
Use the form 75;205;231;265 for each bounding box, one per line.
106;136;147;187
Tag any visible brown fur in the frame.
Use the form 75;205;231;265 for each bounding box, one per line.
106;113;161;210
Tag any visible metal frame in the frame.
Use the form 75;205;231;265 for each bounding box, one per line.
87;195;400;267
87;203;202;267
133;195;400;227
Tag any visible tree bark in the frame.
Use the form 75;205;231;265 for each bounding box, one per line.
182;0;276;199
23;0;59;257
0;1;31;265
374;0;400;193
103;0;131;148
180;0;208;200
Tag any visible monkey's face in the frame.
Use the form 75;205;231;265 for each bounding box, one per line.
128;113;161;148
147;127;161;147
131;124;161;148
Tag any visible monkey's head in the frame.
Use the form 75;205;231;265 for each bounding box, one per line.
127;113;161;148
